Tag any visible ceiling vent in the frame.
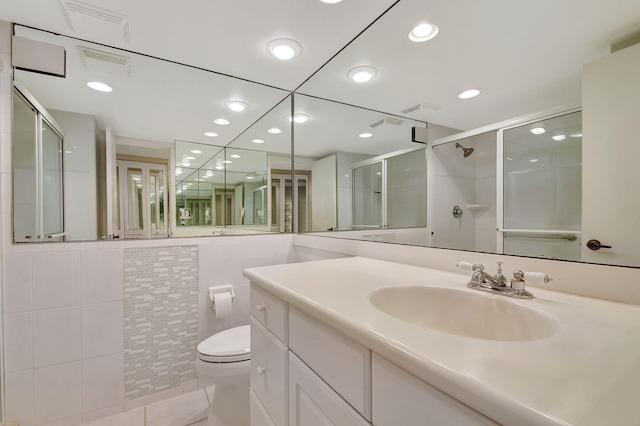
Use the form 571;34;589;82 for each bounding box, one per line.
370;117;405;128
401;102;442;114
77;46;132;78
60;0;130;44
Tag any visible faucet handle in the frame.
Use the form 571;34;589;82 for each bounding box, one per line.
456;261;483;272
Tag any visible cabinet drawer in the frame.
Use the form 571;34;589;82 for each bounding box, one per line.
289;352;370;426
372;354;499;426
251;317;288;426
251;284;288;343
250;387;276;426
289;307;371;421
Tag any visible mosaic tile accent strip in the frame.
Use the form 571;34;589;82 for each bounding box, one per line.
124;245;199;401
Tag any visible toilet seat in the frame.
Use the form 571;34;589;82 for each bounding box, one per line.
197;325;250;363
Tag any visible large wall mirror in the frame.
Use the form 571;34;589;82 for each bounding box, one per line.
12;25;290;242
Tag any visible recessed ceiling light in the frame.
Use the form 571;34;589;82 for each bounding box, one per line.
287;114;310;123
214;118;230;125
571;132;583;138
252;139;265;144
204;132;218;137
347;66;377;83
408;23;439;42
552;134;566;141
225;101;249;112
530;127;546;135
268;128;282;134
87;81;113;92
359;132;373;138
190;150;202;154
319;0;343;3
267;38;303;60
457;88;482;99
230;154;241;158
530;159;539;163
185;156;196;160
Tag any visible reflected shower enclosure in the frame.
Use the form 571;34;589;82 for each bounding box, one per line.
431;131;497;252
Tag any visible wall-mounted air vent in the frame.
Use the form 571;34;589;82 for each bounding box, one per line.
77;46;132;78
370;117;405;128
401;102;442;114
60;0;130;43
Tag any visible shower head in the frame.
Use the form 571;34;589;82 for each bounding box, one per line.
455;142;474;158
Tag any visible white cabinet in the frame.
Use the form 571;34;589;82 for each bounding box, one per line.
250;283;500;426
372;354;498;426
289;352;369;426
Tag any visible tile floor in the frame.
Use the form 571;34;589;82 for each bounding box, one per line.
79;387;214;426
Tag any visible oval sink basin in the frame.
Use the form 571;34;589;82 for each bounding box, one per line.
370;286;558;341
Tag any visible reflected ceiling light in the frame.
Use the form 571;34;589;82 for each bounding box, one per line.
530;159;539;163
267;38;303;60
505;157;513;161
530;127;546;135
195;178;204;181
216;165;224;170
204;132;218;137
252;139;265;144
177;189;182;194
457;88;482;99
182;161;191;167
347;66;377;83
175;168;183;175
230;154;241;158
246;175;255;180
552;134;566;141
222;160;232;164
359;132;373;138
185;156;196;160
190;149;202;154
319;0;343;3
287;113;310;123
408;23;439;42
87;81;113;92
268;128;282;134
571;132;583;138
206;171;214;176
214;118;230;125
225;101;249;112
201;175;209;179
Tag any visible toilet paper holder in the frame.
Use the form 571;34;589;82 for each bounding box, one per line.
208;285;236;308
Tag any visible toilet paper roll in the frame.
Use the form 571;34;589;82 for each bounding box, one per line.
213;292;233;319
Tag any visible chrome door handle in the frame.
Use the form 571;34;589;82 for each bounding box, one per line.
586;239;612;250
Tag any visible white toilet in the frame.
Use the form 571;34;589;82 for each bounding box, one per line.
196;325;251;426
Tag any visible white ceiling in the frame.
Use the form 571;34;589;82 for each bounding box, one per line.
5;0;640;165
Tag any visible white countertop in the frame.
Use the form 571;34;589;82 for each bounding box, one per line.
243;256;640;426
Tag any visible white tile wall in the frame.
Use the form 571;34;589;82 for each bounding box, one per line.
5;369;35;425
32;251;82;310
82;353;125;413
3;252;33;313
82;302;124;358
34;362;82;424
4;311;33;372
81;249;124;304
33;307;81;368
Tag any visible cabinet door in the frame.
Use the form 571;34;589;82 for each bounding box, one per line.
251;317;288;426
251;388;276;426
289;353;370;426
372;354;498;426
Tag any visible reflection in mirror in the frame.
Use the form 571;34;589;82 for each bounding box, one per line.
501;110;582;260
430;130;497;253
293;93;434;242
12;25;290;242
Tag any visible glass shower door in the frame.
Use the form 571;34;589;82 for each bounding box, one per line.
502;111;582;260
352;161;384;228
41;121;64;241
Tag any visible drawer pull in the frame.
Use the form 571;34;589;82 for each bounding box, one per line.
256;304;266;312
256;367;267;375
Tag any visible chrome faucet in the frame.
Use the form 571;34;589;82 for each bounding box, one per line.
458;261;552;299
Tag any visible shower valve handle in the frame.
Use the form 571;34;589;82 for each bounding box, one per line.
586;239;612;250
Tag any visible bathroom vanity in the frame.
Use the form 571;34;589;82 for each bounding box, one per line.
244;257;640;426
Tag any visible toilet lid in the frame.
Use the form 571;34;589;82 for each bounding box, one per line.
197;325;251;362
